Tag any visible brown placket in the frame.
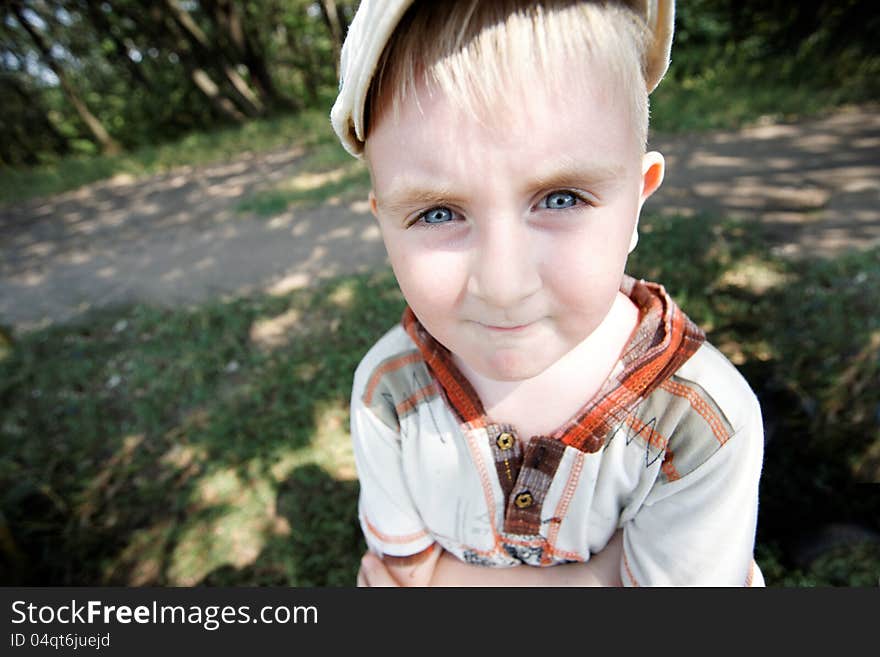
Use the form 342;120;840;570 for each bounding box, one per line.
487;425;568;537
486;424;523;502
502;436;567;536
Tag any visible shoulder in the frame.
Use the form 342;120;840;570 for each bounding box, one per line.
352;323;420;392
640;341;763;483
351;324;437;430
671;341;761;433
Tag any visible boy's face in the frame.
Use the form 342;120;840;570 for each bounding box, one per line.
365;59;663;382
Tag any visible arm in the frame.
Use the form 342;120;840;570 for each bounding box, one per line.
620;389;764;586
358;530;623;587
350;369;436;563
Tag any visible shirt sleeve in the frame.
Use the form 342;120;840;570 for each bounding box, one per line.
350;370;435;557
620;391;764;586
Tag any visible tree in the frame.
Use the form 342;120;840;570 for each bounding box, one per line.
204;0;297;111
10;0;121;155
162;0;264;118
80;0;154;94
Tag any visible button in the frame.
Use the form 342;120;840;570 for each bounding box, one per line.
496;432;514;450
514;491;534;509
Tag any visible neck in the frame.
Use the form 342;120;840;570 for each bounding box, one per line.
454;292;639;437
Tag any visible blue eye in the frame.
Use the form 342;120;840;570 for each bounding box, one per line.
421;207;454;224
542;191;579;209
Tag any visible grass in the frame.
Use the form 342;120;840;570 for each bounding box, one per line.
0;110;336;207
235;156;370;217
0;271;406;585
650;39;880;133
1;214;878;586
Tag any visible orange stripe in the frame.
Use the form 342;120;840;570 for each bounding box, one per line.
561;384;639;451
363;515;429;545
362;351;422;406
402;307;485;426
559;304;691;451
660;379;730;445
382;543;437;566
543;451;585;565
549;547;586;562
622;548;640;587
395;382;441;416
745;560;755;587
461;427;504;556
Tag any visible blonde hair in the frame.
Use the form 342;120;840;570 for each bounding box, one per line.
365;0;652;149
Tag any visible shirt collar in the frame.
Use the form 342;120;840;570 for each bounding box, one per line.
402;275;706;452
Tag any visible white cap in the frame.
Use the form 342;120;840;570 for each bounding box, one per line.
331;0;675;157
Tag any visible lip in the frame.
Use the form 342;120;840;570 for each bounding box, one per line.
479;322;535;333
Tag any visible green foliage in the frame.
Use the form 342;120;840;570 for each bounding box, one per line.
3;0;877;589
0;0;357;167
757;541;880;587
652;0;880;132
3;0;878;205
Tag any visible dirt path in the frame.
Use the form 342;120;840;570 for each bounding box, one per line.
2;104;878;332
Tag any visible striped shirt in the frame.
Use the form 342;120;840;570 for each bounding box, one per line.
350;276;764;585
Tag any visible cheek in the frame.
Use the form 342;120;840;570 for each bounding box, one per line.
384;239;468;317
540;232;629;317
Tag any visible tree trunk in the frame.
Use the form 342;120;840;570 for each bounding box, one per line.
320;0;345;75
148;5;246;124
162;0;264;117
206;0;298;111
11;3;121;155
188;68;248;122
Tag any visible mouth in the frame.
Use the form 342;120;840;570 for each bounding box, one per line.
478;321;536;333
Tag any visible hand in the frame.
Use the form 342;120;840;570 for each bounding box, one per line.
356;551;401;587
355;530;623;587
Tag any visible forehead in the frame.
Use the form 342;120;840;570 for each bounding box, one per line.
365;57;642;189
362;0;649;156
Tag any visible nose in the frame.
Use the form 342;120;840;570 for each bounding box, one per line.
467;217;541;309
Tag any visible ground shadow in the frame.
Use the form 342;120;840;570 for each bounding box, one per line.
0;270;402;585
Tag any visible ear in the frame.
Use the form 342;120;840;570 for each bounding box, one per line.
368;190;379;218
629;151;665;253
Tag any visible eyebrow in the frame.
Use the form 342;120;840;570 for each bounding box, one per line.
374;184;464;218
376;159;626;216
528;159;626;191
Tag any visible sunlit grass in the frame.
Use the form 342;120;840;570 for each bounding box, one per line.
0;110;334;206
236;161;371;216
0;271;405;585
235;119;371;215
651;41;880;133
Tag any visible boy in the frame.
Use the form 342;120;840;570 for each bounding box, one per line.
332;0;764;586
